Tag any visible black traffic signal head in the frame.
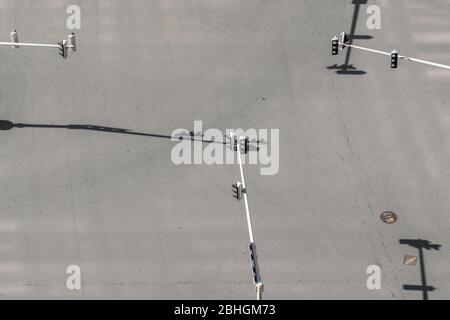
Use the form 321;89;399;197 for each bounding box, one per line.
232;182;243;200
58;40;68;59
240;137;250;154
331;36;339;55
391;49;398;68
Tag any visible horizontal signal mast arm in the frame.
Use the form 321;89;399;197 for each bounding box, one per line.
0;41;75;49
0;41;59;48
340;41;450;70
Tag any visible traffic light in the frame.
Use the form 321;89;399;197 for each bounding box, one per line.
391;49;398;68
10;30;19;49
331;36;339;55
68;32;77;53
232;182;244;200
340;32;349;50
240;137;250;154
228;133;238;151
233;135;238;151
58;40;68;59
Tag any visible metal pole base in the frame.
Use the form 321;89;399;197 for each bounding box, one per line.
256;282;264;300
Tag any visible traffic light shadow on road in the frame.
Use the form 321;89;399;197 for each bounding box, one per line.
327;0;371;75
399;239;441;300
326;63;366;75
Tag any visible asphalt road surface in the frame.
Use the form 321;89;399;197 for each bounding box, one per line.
0;0;449;299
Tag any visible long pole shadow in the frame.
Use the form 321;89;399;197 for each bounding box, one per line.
0;119;264;151
327;0;371;75
400;239;441;300
0;119;224;144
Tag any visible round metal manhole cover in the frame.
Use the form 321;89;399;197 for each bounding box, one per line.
380;211;398;224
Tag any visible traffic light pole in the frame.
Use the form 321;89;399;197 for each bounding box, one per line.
236;139;254;244
338;40;450;70
233;134;264;300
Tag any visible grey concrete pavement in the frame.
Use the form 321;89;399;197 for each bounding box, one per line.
0;0;449;299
